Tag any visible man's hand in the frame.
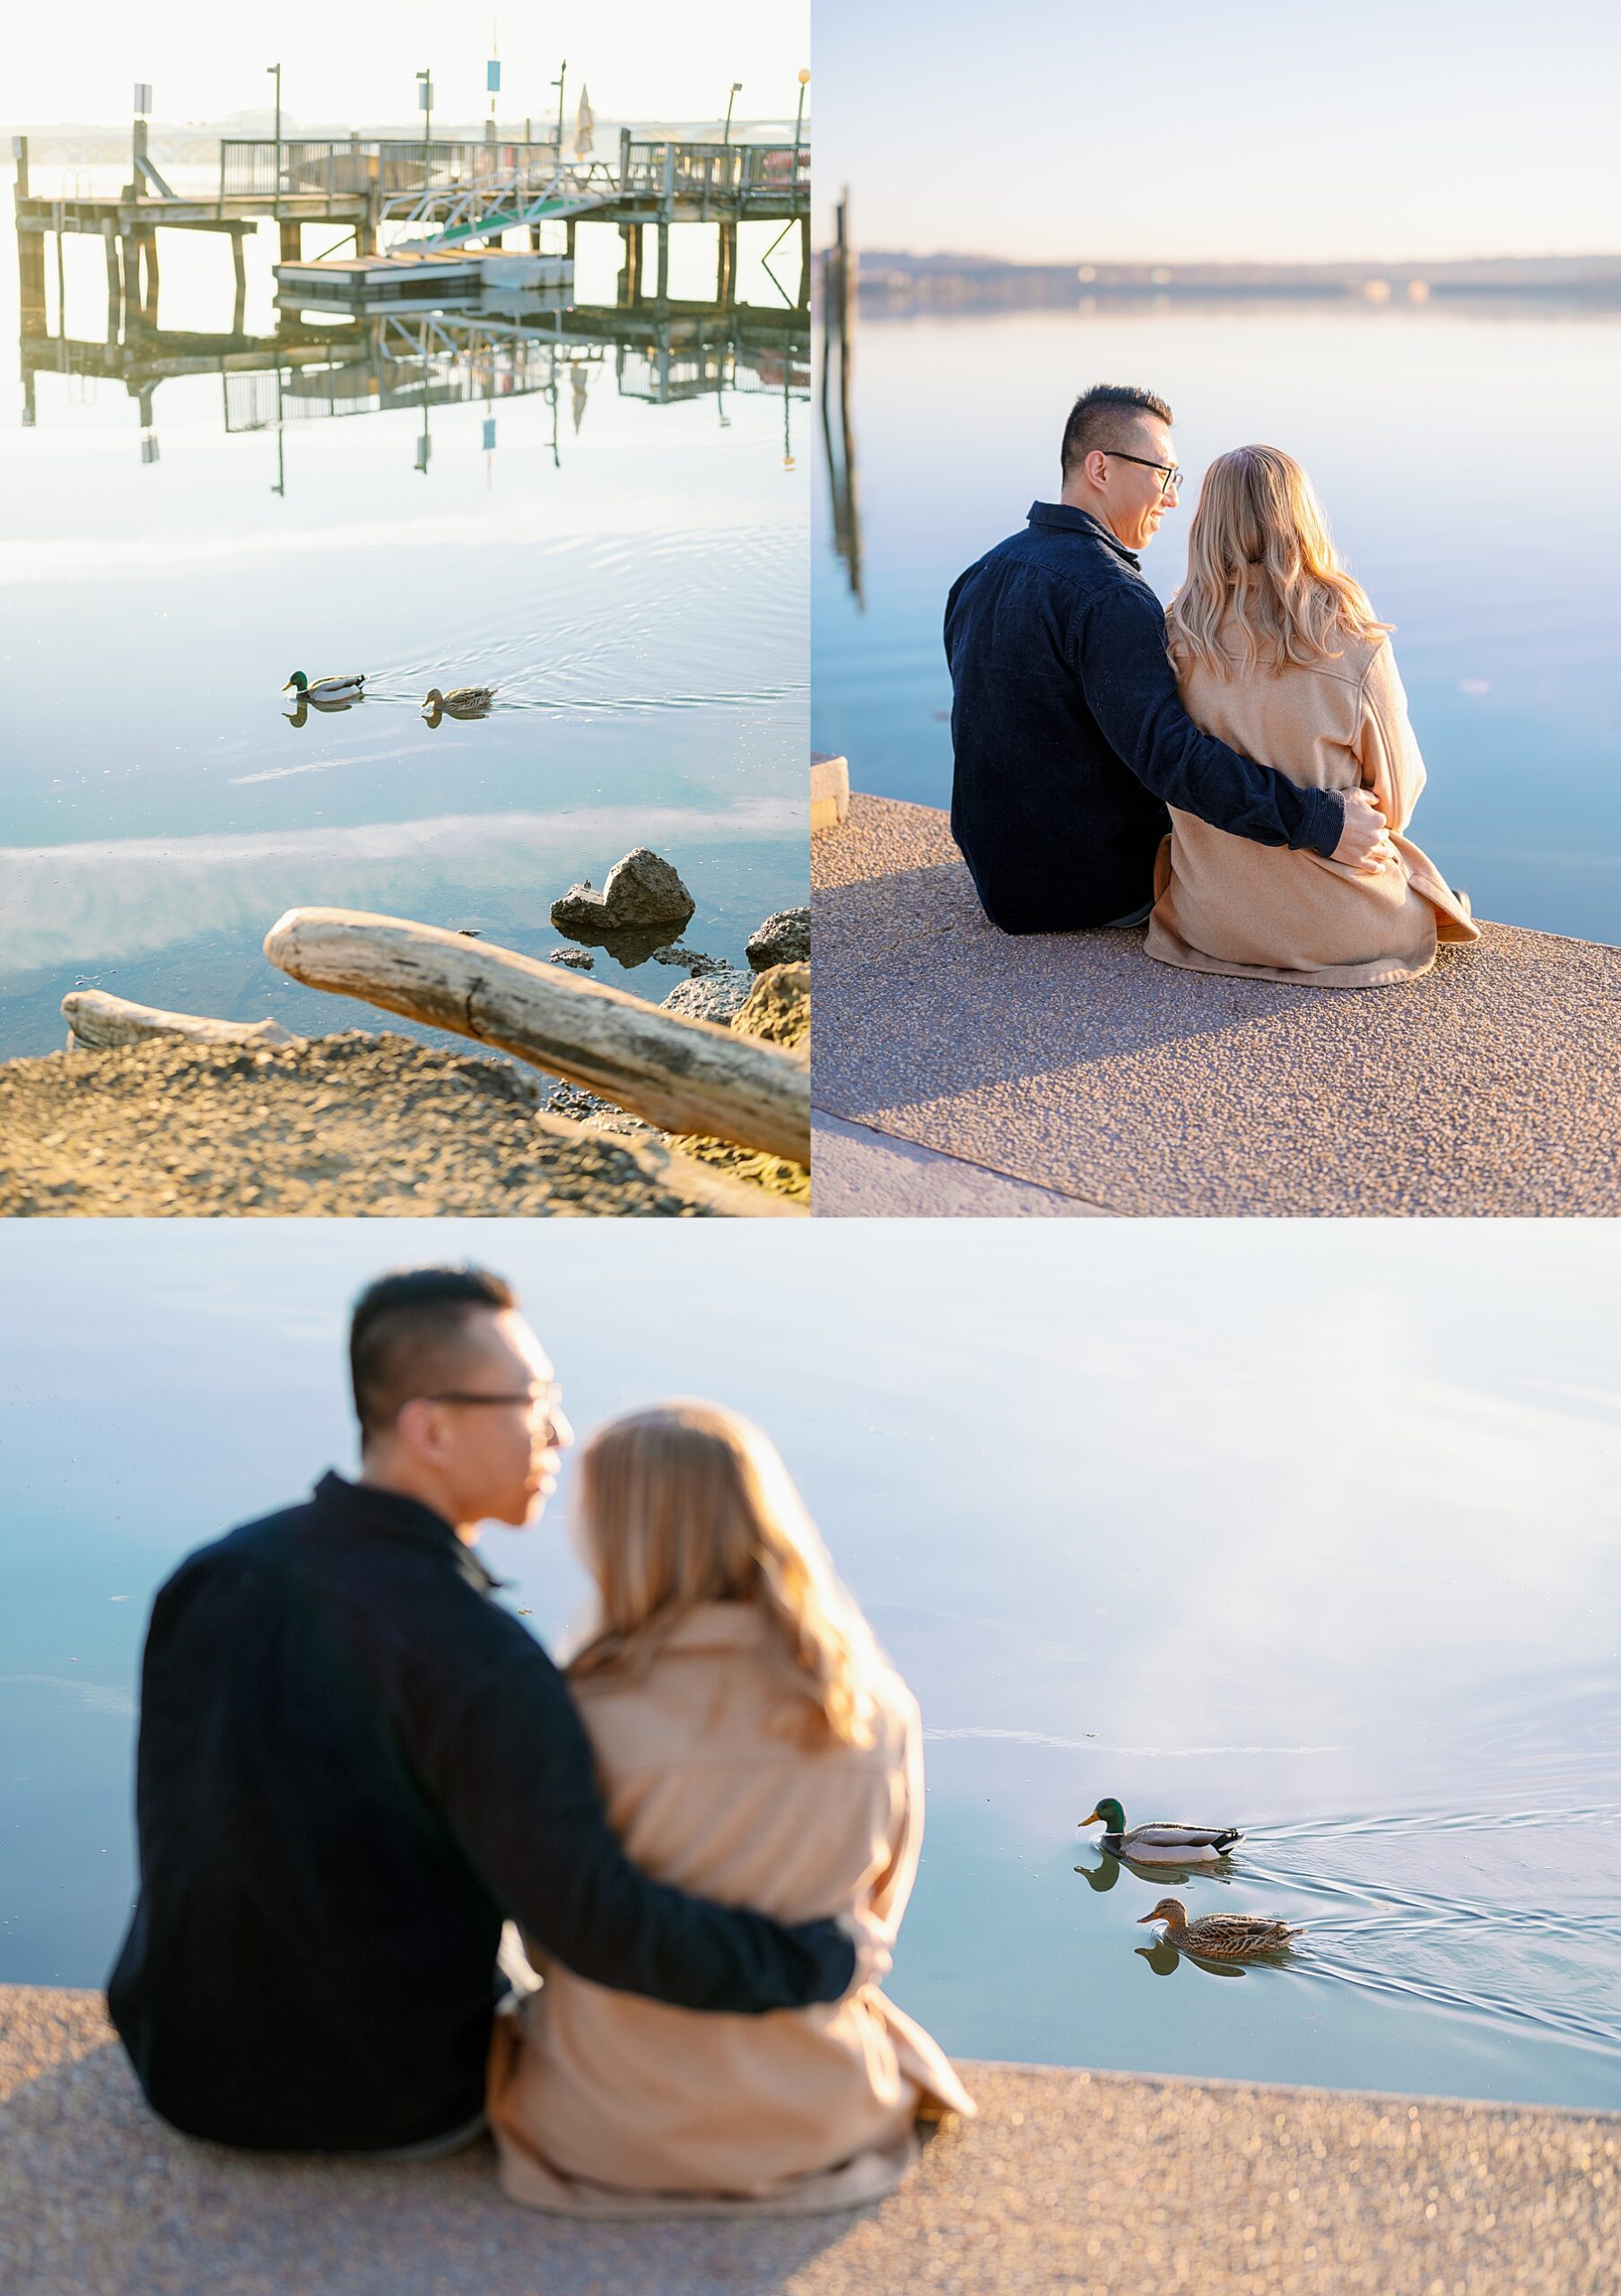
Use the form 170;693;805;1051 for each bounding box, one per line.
1332;787;1398;875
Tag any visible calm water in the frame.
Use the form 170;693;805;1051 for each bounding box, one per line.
813;300;1621;944
2;1220;1617;2110
0;163;808;1059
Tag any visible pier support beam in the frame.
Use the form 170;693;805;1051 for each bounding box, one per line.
655;221;669;302
798;213;812;309
230;228;248;332
134;230;160;325
354;213;376;257
618;222;642;304
565;218;577;260
102;223;122;342
279;220;301;264
716;222;736;305
17;228;48;329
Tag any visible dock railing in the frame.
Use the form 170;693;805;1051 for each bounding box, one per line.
219;136;562;202
619;139;809;203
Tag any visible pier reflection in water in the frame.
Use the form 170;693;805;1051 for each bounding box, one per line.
1;160;810;1062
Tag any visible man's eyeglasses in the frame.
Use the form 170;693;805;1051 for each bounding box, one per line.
423;1388;564;1438
1103;449;1182;496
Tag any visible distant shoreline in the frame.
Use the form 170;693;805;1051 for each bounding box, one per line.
827;248;1621;312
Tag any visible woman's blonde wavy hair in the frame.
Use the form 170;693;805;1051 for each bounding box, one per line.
1166;445;1390;677
567;1401;888;1750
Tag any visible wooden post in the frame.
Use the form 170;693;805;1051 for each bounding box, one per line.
263;909;811;1162
565;216;577;260
103;222;123;342
18;222;48;329
12;135;28;196
354;213;377;256
140;230;160;324
655;220;669;301
619;220;641;303
279;219;301;263
716;221;736;304
798;212;811;309
231;226;248;331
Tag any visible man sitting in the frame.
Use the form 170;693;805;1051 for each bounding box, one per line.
945;383;1390;934
108;1265;858;2156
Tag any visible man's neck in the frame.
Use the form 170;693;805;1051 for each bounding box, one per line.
1059;489;1128;544
356;1459;477;1544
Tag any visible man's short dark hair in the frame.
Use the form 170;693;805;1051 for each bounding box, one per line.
349;1265;518;1439
1061;385;1172;481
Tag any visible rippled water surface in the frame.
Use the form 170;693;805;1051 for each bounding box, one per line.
813;301;1621;944
4;1222;1617;2108
0;165;807;1058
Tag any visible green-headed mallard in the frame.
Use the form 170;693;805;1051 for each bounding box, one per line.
1080;1797;1242;1862
422;684;496;717
282;670;365;701
1137;1896;1303;1960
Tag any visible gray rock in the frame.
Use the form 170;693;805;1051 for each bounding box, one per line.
546;947;595;970
651;944;729;977
745;906;811;970
551;848;696;935
659;969;753;1028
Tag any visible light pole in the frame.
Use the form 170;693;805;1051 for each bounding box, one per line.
723;83;742;148
417;69;432;183
793;67;810;166
267;64;282;215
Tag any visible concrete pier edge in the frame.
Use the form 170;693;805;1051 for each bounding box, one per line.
811;794;1621;1219
2;1984;1616;2294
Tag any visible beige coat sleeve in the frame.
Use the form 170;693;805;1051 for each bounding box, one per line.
865;1688;926;1929
1355;641;1428;833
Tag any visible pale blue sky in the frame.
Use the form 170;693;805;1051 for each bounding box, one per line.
816;0;1620;261
5;0;808;126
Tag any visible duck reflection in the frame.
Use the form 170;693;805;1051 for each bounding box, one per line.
1133;1942;1247;1979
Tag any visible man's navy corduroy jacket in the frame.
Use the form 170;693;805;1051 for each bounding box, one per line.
107;1472;854;2153
945;501;1346;933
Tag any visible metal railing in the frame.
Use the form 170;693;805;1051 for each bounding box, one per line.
218;136;562;202
619;139;810;202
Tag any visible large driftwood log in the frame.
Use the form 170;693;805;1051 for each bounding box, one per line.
62;990;301;1053
263;908;811;1164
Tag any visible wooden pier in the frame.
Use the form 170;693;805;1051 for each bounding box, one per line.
12;124;811;354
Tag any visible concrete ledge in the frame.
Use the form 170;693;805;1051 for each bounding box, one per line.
3;1987;1616;2294
812;795;1621;1217
813;1109;1107;1217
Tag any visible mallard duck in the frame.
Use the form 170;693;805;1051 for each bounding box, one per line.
1137;1897;1304;1960
1080;1798;1242;1862
422;684;496;716
282;670;366;701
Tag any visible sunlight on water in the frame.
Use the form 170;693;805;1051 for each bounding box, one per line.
0;164;808;1057
1;1221;1617;2108
813;301;1621;944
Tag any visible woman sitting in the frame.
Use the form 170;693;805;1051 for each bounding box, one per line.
1145;445;1478;987
488;1402;972;2217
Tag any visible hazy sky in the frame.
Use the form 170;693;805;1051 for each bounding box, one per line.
817;0;1621;262
4;0;809;125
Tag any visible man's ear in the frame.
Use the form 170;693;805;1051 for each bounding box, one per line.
1085;448;1110;490
393;1396;439;1461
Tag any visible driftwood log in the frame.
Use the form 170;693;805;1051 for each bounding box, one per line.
62;990;301;1053
264;908;811;1164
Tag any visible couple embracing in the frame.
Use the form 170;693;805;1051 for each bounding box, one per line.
109;1266;971;2216
947;383;1477;987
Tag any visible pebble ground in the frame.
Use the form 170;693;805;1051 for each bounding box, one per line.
2;1987;1613;2295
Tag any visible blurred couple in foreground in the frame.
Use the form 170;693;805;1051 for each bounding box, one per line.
109;1266;971;2216
947;383;1478;987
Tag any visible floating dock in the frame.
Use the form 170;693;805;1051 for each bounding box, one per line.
274;249;573;307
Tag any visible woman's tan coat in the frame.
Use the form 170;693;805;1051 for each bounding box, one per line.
487;1604;973;2217
1145;623;1478;987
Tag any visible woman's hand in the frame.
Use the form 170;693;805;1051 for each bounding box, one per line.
1332;787;1398;874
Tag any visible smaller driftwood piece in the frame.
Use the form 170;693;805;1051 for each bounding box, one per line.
62;990;301;1052
263;908;811;1164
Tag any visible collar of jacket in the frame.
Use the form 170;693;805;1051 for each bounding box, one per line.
311;1469;506;1594
1026;500;1141;570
